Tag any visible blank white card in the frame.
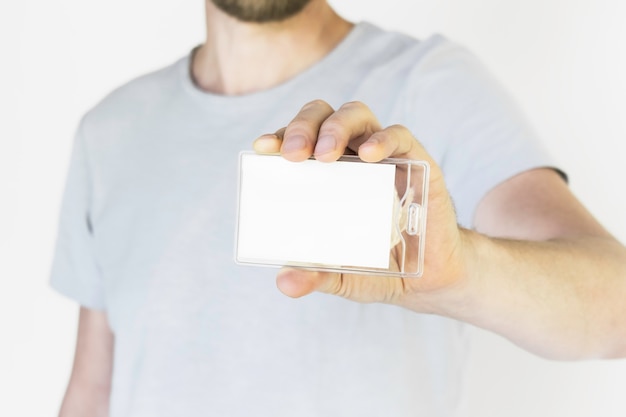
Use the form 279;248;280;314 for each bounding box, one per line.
236;153;396;269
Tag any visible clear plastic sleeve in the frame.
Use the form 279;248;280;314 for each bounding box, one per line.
235;152;429;277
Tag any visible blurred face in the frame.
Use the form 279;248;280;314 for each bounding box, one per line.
210;0;313;23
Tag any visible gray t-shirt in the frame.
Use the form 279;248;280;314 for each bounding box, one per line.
51;22;554;417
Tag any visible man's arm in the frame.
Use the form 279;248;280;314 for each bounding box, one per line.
253;99;626;360
424;167;626;360
59;307;114;417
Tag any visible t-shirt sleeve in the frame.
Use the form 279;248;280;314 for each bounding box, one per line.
407;39;562;228
50;119;105;310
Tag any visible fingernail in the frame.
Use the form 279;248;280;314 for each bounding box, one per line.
314;135;336;155
282;135;307;152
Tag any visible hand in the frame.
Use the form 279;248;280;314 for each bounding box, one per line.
253;100;469;313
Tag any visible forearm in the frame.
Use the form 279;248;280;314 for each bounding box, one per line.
424;230;626;360
59;307;113;417
59;379;110;417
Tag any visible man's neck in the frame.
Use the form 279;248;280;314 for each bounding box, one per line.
192;0;353;95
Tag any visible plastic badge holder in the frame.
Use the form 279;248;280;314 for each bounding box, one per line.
235;152;429;277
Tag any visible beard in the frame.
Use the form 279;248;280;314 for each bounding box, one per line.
210;0;313;23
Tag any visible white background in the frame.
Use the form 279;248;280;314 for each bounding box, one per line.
1;0;625;415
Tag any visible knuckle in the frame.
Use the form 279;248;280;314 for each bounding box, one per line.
387;123;409;134
339;101;368;113
384;124;414;145
301;99;331;112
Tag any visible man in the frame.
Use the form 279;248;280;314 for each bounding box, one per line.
52;0;626;416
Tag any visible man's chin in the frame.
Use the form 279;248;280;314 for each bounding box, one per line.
210;0;313;23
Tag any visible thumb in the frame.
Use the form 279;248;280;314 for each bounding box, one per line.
276;268;342;298
276;268;403;304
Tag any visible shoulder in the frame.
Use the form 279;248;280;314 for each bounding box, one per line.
80;54;189;135
347;22;500;113
351;22;479;77
350;24;511;141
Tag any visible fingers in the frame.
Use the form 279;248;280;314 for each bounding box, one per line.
357;124;415;161
358;124;436;166
254;100;384;162
255;100;436;166
312;101;382;162
281;100;336;161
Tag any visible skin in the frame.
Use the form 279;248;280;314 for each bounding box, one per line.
253;100;626;360
192;0;352;95
59;0;626;415
59;307;113;417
